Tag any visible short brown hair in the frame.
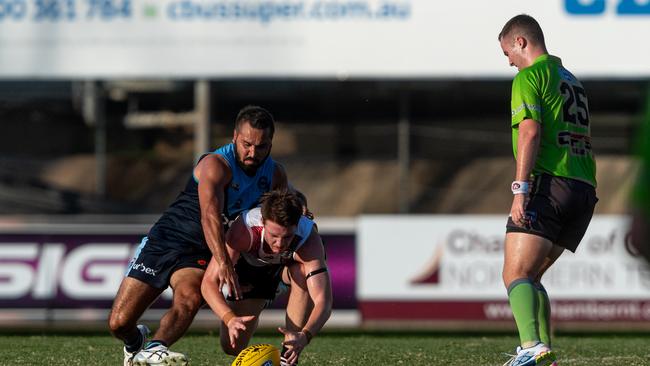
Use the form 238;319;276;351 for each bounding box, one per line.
260;190;303;227
498;14;545;46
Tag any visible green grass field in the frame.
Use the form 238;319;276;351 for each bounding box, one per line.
1;332;649;366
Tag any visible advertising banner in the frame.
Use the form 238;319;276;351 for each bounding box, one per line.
0;0;649;78
0;228;356;310
358;215;650;322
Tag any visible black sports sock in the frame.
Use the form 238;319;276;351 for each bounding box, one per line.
124;330;144;353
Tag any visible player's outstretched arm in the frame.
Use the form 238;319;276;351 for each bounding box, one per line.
201;256;236;323
298;229;332;337
200;218;254;349
279;228;332;364
196;154;242;299
201;257;254;349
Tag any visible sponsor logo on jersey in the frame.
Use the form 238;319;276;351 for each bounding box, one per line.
258;176;270;191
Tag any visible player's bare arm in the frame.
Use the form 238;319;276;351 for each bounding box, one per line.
200;217;250;318
201;256;255;350
279;227;332;364
295;228;332;335
511;118;541;226
195;153;242;299
201;217;254;349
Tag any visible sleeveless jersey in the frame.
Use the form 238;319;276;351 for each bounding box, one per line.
147;143;275;249
510;54;597;187
213;143;276;220
239;207;314;267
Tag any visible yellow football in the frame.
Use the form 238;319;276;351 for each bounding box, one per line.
231;343;281;366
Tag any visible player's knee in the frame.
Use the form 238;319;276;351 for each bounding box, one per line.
221;344;239;356
220;338;243;356
107;310;133;336
502;265;532;287
503;272;522;288
219;338;231;354
172;289;203;315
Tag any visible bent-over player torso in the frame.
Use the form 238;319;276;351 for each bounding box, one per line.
126;143;276;289
231;207;315;300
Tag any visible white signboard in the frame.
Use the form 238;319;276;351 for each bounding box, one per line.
358;215;650;322
0;0;649;78
359;215;647;300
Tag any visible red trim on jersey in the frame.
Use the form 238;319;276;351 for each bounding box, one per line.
248;226;264;254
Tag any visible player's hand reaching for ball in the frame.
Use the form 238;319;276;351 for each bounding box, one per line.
278;327;308;365
226;315;255;349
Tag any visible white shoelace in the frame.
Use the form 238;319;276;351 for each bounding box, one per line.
502;352;517;366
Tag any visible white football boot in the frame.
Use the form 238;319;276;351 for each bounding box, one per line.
132;344;188;366
123;324;150;366
503;342;557;366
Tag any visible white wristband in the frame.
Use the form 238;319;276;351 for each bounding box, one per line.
511;180;529;195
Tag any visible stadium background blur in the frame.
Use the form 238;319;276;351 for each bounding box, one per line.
0;0;648;337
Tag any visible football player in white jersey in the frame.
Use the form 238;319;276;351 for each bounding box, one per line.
201;190;331;366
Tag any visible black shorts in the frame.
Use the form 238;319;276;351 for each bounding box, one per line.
126;236;211;289
506;174;598;252
227;257;285;301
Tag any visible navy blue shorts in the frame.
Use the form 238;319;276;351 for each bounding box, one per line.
506;174;598;252
126;236;211;289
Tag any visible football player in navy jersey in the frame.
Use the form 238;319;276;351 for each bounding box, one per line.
109;106;291;366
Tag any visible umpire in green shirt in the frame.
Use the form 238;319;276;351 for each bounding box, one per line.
498;14;598;366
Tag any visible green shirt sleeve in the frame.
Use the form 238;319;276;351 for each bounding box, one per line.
511;70;542;127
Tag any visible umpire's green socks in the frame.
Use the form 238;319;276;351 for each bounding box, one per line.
535;282;552;346
508;278;540;346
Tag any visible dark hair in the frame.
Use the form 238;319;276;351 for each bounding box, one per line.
498;14;545;46
294;190;308;209
235;105;275;137
260;190;303;227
